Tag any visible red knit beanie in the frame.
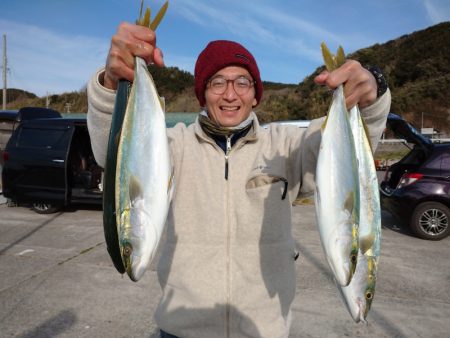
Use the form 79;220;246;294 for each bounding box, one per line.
194;40;263;107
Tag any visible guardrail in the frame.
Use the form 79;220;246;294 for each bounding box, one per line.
380;138;450;144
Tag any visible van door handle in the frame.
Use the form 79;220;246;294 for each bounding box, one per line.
52;159;65;163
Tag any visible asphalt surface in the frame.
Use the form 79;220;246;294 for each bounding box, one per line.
0;198;449;338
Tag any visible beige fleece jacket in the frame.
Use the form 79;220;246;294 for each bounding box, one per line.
87;69;391;338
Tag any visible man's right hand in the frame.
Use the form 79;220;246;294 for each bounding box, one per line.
103;22;165;90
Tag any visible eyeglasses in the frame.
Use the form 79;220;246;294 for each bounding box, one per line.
206;76;255;96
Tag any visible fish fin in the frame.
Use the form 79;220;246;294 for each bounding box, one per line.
150;1;169;31
336;46;346;68
360;114;375;152
321;43;347;71
321;42;335;71
136;0;144;25
142;8;151;28
321;114;329;131
167;167;175;202
344;191;355;215
129;175;143;204
159;96;166;112
114;130;121;147
359;233;375;254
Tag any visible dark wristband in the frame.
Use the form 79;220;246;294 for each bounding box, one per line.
367;66;388;98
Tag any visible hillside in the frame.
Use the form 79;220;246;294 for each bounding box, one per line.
2;22;450;131
295;22;450;132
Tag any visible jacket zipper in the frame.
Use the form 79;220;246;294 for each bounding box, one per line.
225;135;232;337
224;135;231;180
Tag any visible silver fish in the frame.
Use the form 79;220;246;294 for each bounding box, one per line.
315;43;360;287
337;106;381;322
349;106;381;254
337;248;379;322
116;56;174;282
315;84;359;287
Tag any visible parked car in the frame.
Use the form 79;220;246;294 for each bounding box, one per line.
2;111;103;213
380;113;450;240
261;120;311;129
1;107;62;165
0;109;19;169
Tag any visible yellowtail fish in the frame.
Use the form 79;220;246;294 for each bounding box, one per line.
113;0;172;282
337;105;381;322
116;55;174;282
102;0;169;278
349;106;381;254
337;247;379;322
314;43;359;287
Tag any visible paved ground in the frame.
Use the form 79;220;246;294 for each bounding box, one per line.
0;199;449;338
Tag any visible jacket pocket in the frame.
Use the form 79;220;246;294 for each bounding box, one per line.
246;174;288;200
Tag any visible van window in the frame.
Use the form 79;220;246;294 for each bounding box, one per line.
0;121;15;149
17;127;68;149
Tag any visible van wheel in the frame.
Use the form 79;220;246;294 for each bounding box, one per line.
411;202;450;240
31;202;62;214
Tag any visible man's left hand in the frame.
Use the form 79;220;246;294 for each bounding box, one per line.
314;60;377;109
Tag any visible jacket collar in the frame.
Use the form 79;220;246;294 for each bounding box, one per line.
194;111;260;144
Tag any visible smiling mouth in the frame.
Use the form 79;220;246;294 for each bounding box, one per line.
220;105;240;111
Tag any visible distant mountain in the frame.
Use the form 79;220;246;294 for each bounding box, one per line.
293;21;450;132
3;22;450;132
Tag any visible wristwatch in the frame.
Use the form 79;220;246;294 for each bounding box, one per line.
367;66;388;98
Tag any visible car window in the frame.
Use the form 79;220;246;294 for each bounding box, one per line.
442;153;450;170
425;152;444;170
400;148;426;165
17;127;68;150
0;121;15;149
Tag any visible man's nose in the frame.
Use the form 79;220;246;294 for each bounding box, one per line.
223;81;238;100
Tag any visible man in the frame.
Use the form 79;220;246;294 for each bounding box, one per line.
87;23;391;338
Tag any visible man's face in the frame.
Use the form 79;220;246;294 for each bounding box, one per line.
204;66;257;127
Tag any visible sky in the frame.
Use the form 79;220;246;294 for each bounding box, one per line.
0;0;449;98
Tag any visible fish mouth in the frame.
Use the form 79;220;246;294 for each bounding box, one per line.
127;255;146;282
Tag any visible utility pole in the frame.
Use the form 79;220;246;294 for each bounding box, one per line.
46;92;51;108
2;34;6;110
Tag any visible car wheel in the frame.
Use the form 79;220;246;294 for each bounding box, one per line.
31;202;62;214
411;202;450;240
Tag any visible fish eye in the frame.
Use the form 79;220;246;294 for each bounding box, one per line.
365;291;373;300
123;243;133;258
351;254;357;263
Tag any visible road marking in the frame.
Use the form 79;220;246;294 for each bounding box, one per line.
16;249;35;256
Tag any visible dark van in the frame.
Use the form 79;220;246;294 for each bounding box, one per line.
0;109;19;169
2;110;103;213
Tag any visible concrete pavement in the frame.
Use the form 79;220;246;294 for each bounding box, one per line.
0;202;449;337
